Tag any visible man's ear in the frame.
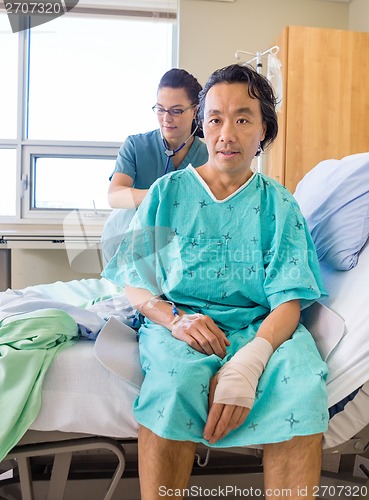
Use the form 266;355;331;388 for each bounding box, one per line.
261;123;267;142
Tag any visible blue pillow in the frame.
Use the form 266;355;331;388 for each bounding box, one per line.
294;153;369;270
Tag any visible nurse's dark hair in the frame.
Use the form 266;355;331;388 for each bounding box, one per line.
158;68;204;137
197;64;278;152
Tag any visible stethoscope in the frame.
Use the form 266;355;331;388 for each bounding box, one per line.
161;124;199;175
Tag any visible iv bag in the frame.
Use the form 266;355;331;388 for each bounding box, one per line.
267;53;283;112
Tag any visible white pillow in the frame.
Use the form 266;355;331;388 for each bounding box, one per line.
294;153;369;270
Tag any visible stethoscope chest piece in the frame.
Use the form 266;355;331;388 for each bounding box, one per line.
164;148;177;158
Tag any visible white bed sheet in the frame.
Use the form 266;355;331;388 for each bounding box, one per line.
320;238;369;407
29;324;369;451
27;241;369;447
30;340;139;438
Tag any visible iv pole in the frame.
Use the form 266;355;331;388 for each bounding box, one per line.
235;46;280;174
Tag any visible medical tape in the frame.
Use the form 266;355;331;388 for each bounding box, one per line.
141;297;179;321
171;313;204;326
213;337;273;409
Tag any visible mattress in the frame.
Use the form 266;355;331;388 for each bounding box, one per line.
30;339;139;438
319;239;369;407
23;241;369;449
29;324;369;451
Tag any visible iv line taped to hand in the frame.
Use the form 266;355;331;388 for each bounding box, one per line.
171;312;204;326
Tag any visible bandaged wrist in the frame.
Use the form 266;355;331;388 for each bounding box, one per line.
213;337;273;409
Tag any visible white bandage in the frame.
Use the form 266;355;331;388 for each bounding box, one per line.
213;337;273;409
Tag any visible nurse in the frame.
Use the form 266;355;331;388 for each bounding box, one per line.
101;68;208;264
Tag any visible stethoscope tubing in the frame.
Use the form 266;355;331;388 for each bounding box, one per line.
161;125;198;175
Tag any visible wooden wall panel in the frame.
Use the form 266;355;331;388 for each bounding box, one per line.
267;26;369;193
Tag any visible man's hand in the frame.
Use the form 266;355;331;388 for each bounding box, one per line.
203;374;250;444
171;314;230;358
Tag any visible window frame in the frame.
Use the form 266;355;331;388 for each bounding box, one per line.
0;4;177;228
21;144;120;220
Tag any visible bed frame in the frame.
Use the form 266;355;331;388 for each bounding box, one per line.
1;238;369;499
2;419;369;500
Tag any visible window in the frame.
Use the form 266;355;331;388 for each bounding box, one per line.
28;15;174;142
0;13;18;218
0;14;17;140
0;2;177;226
0;149;17;217
31;156;114;211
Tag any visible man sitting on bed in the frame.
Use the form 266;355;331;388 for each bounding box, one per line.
103;64;328;500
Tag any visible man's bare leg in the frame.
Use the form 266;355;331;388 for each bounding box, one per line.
138;425;197;500
263;433;323;500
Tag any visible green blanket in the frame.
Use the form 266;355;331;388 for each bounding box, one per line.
0;308;78;461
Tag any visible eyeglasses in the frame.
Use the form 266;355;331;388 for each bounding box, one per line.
152;104;196;116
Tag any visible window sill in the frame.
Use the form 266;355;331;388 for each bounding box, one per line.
0;223;103;249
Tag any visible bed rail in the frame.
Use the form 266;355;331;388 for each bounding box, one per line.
4;436;126;500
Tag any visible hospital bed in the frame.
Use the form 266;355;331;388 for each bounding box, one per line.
1;153;369;499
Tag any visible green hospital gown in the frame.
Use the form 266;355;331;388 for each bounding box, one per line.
103;165;329;447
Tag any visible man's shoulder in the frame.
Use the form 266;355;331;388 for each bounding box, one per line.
258;174;293;196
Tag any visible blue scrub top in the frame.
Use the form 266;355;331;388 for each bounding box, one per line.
101;129;208;264
111;129;208;187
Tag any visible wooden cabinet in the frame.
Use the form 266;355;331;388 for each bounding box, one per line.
267;26;369;192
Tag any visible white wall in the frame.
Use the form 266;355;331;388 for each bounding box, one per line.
349;0;369;32
11;249;102;289
178;0;351;84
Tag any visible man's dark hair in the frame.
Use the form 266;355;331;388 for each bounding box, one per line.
197;64;278;152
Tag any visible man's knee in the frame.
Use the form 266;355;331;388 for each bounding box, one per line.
275;433;322;448
264;433;323;459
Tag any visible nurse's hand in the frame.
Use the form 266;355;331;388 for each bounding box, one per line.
171;314;230;358
203;373;250;444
